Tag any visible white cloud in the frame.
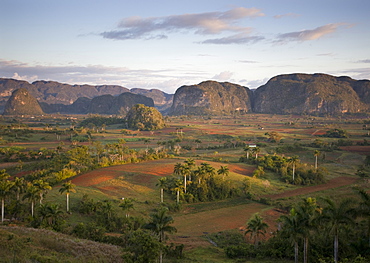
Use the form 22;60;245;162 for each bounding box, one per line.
212;71;234;81
11;72;39;83
273;13;300;19
101;7;264;41
201;33;264;45
276;23;349;42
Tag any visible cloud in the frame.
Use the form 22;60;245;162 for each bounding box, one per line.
238;60;258;63
101;7;264;41
11;72;39;83
201;33;264;45
276;23;348;42
212;71;234;81
274;13;300;19
0;59;207;93
357;59;370;63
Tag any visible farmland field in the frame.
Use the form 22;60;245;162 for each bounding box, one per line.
0;113;369;262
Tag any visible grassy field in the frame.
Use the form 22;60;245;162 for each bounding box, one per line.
0;113;369;262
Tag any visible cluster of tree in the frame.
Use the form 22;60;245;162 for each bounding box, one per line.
241;147;327;185
157;159;239;203
322;128;349;138
1;166;181;262
125;104;166;131
78;116;123;128
0;169;75;226
224;193;370;263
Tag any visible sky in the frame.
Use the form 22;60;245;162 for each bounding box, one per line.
1;0;369;94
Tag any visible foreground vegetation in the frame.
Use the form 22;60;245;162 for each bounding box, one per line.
0;113;369;262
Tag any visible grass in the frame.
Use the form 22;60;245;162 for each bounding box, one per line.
1;114;369;262
0;226;124;263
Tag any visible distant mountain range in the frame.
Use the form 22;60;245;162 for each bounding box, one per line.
1;73;370;116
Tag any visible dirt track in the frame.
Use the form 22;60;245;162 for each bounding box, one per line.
265;176;358;200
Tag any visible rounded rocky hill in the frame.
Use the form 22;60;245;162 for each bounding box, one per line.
253;73;370;115
169;81;253;116
3;88;44;116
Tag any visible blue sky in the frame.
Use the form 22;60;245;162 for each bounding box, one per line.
1;0;369;93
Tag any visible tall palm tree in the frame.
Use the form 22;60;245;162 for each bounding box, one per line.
314;150;320;170
252;147;261;159
245;213;269;249
295;197;322;263
144;208;177;263
288;156;300;182
23;183;40;217
119;198;134;217
59;181;76;212
217;165;229;180
244;145;251;159
355;188;370;247
321;197;355;263
33;179;52;204
156;177;167;203
0;180;14;223
279;208;301;263
12;177;25;201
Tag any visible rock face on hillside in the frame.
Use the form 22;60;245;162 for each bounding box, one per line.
253;73;370;114
0;78;171;113
41;93;154;115
131;88;173;111
3;88;44;115
169;81;253;115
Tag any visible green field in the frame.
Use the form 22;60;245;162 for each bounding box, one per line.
0;113;369;262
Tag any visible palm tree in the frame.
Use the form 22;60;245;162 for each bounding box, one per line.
321;197;355;263
144;208;177;263
355;188;370;247
244;145;251;159
156;177;167;203
12;177;25;201
0;180;14;223
38;203;64;229
252;147;261;159
59;181;76;212
217;165;229;180
245;213;269;249
314;150;320;170
119;198;134;217
172;179;183;204
23;183;40;217
288;156;300;182
279;208;301;263
33;179;52;204
295;197;322;263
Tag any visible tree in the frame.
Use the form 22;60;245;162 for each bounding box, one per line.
314;150;320;170
288;156;300;182
59;180;76;212
295;197;322;263
279;208;301;263
321;197;355;263
0;180;14;222
23;183;40;217
217;165;229;180
244;145;251;159
12;177;25;201
38;203;64;230
144;208;177;263
252;147;261;159
120;198;134;217
33;179;52;204
355;188;370;247
245;213;268;249
156;177;167;203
